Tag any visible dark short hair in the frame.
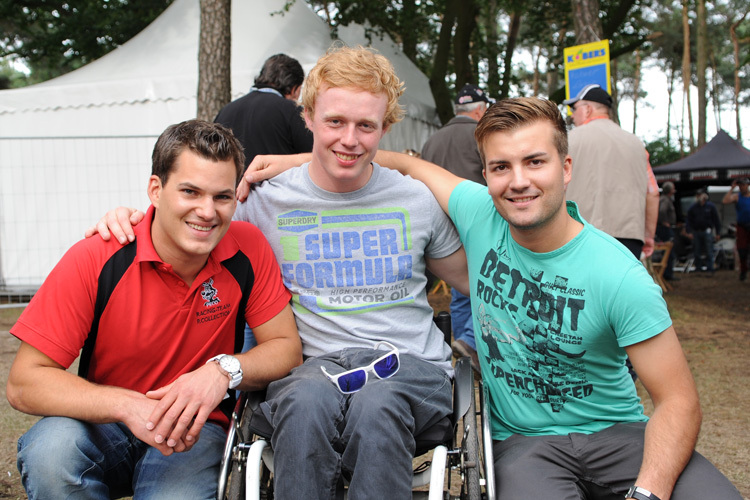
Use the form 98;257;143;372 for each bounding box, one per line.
475;97;568;166
254;53;305;96
151;120;244;187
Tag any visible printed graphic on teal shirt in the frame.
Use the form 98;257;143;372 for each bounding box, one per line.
276;208;416;315
475;243;592;413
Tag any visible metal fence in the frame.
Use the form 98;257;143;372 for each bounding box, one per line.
0;135;158;306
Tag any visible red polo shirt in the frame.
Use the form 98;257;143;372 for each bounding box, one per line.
12;206;291;426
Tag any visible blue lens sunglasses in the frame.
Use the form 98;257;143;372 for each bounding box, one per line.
320;341;400;394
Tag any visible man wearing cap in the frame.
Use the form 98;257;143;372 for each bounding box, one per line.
421;83;494;374
686;189;722;274
722;178;750;280
564;84;659;260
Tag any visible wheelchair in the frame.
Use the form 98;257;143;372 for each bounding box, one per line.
216;312;496;499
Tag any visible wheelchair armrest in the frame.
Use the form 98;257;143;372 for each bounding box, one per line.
452;356;475;425
241;389;274;440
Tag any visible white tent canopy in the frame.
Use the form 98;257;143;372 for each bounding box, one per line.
0;0;440;288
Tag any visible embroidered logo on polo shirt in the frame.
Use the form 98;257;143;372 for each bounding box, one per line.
201;278;221;307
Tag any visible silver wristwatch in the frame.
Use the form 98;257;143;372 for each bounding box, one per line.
207;354;243;389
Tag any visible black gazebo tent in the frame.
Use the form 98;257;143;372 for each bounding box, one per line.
652;130;750;191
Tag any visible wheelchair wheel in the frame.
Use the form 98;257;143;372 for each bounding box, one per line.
461;386;482;500
223;397;254;500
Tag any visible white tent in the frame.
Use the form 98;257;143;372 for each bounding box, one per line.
0;0;440;288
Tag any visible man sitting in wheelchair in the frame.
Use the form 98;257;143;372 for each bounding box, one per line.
91;45;470;499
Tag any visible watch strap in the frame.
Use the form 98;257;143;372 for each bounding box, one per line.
206;354;243;389
626;486;661;500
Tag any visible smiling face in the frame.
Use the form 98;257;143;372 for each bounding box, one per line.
148;149;237;277
481;120;576;250
304;85;388;193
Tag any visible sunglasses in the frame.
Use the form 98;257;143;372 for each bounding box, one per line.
321;341;400;394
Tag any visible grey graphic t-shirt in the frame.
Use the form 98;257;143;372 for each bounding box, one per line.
234;163;461;373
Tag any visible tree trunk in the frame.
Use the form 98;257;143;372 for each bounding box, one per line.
197;0;231;121
696;0;707;146
571;0;603;44
430;0;458;124
499;10;522;99
532;47;541;96
681;0;694;151
400;0;418;61
730;13;749;143
453;0;479;90
667;65;675;148
610;58;620;125
482;0;501;99
547;28;566;100
632;49;640;135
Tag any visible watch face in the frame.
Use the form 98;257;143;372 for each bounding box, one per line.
220;355;241;374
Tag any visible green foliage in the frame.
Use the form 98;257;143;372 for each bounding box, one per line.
646;136;687;166
0;0;173;81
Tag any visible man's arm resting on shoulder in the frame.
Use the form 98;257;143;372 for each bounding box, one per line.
145;303;302;448
237;152;313;201
6;342;183;456
426;247;470;296
374;150;465;214
624;326;702;500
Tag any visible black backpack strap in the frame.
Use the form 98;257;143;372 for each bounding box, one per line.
78;241;138;378
220;250;256;353
216;250;256;418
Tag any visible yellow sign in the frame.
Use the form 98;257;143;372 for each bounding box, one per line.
564;40;611;101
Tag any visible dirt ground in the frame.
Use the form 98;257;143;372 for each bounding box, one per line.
1;268;748;499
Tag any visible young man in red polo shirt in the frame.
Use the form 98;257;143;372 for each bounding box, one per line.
6;120;302;500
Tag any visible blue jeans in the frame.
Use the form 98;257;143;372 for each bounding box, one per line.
262;348;452;500
692;229;715;271
450;288;476;350
17;417;226;500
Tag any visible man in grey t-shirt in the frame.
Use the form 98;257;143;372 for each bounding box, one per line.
92;46;469;499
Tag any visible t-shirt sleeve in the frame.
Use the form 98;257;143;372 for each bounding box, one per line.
424;184;462;259
238;224;292;328
448;179;485;240
609;263;673;347
10;239;103;368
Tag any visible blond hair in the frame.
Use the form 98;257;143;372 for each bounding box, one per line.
302;44;405;128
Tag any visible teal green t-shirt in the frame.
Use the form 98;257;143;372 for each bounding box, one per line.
449;181;673;440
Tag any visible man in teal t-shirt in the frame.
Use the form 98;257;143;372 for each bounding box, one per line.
374;97;740;500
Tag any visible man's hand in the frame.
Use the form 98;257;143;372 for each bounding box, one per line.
642;237;655;258
144;363;229;450
84;207;144;243
236;153;311;202
120;393;192;456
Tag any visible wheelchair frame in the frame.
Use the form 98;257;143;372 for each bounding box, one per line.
217;310;497;499
217;357;496;500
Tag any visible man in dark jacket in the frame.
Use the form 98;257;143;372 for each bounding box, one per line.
686;189;722;274
215;53;313;167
